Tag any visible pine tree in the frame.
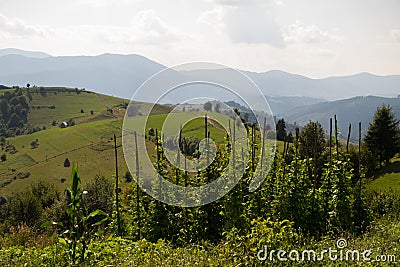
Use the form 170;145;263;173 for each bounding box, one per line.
364;104;400;167
276;118;286;141
299;121;325;160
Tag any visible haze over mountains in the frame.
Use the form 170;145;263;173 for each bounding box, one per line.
1;48;399;135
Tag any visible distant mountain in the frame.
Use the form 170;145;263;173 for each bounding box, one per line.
0;53;167;99
244;70;400;101
284;96;400;140
0;49;399;101
265;95;325;116
0;48;52;58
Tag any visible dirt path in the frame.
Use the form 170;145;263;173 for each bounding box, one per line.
97;94;121;119
207;118;225;132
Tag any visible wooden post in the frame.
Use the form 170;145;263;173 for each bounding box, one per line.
204;114;208;142
260;118;266;178
134;131;141;239
295;127;299;160
156;129;161;200
359;122;362;191
176;125;182;185
346;124;351;154
329;118;332;163
252;123;256;172
334;115;339;159
232;120;236;178
114;134;121;236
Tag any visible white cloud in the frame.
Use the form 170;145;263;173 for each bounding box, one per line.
199;1;285;48
198;7;224;27
390;29;400;42
284;21;343;44
95;10;189;46
0;13;52;37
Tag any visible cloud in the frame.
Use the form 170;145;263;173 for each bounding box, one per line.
390;29;400;42
284;21;342;44
198;7;224;27
0;14;51;37
96;10;189;46
199;1;285;48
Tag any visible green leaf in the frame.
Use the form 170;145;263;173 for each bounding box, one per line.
40;221;52;228
87;209;108;219
58;238;67;246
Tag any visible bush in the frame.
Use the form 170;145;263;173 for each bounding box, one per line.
30;140;39;149
84;175;114;215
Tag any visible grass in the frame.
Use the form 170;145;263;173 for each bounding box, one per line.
366;157;400;190
0;118;128;195
28;90;110;127
1;87;248;195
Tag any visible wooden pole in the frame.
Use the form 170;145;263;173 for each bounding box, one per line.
334;115;339;159
359;122;362;191
233;120;236;178
329;118;332;163
114;134;121;236
260;118;266;177
252;123;256;172
346;124;351;154
156;129;161;200
134;131;141;239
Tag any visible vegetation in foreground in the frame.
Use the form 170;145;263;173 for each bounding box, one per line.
0;87;400;266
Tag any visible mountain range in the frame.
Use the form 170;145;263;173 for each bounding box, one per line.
1;48;399;135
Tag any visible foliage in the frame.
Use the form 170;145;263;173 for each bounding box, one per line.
0;89;30;137
45;164;109;265
0;181;60;228
83;175;114;215
276;118;286;141
203;101;212;112
299;121;325;160
364;104;400;167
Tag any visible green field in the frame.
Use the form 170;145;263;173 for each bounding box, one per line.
0;87;238;195
0;87;133;194
366;157;400;190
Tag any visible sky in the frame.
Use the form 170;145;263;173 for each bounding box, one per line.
0;0;399;78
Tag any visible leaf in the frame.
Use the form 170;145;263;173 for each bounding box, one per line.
92;217;109;227
87;209;108;219
40;221;52;228
58;238;67;246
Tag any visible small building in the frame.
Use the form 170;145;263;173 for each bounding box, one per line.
60;122;68;128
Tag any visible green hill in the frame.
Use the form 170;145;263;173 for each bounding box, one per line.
0;87;233;195
0;87;130;195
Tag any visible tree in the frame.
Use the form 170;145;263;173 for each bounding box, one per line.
214;103;221;113
203;101;212;112
30;139;39;149
299;121;325;160
124;171;133;183
84;175;114;214
39;87;47;97
276;118;286;141
364;104;400;167
0;153;6;162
